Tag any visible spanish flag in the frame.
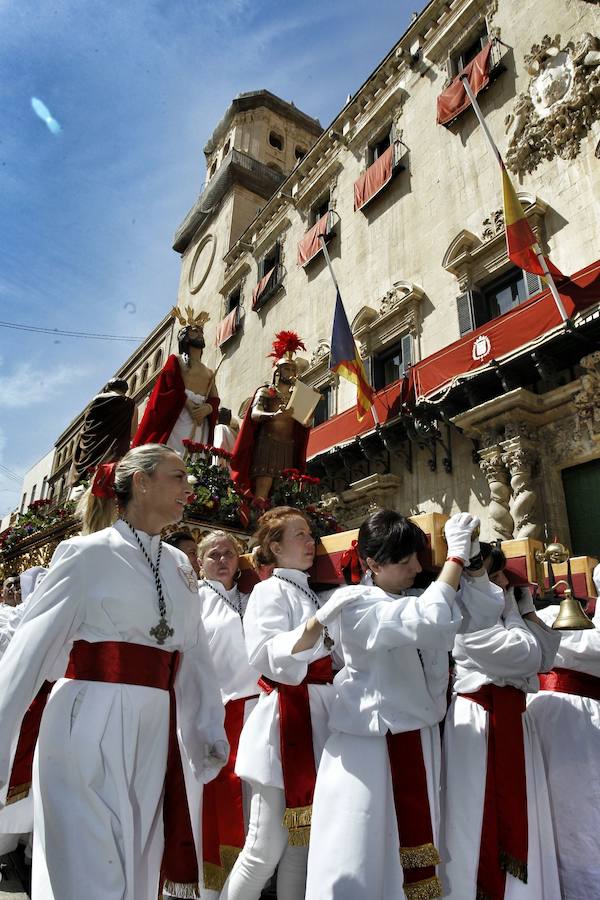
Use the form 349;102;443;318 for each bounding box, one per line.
329;290;374;420
502;161;563;280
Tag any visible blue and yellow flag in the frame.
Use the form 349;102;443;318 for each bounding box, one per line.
329;291;374;420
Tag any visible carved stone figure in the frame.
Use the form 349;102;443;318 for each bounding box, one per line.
504;33;600;174
573;351;600;439
503;443;541;539
479;448;514;540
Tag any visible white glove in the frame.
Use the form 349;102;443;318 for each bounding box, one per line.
204;740;229;765
315;590;356;626
444;513;480;564
593;563;600;598
469;531;481;562
515;586;536;616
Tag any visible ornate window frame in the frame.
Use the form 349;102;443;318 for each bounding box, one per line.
352;281;424;362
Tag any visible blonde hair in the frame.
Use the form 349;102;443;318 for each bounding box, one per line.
77;444;177;535
197;530;244;561
251;506;312;569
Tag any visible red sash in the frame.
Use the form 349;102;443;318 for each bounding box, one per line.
258;656;333;845
386;730;442;900
202;694;258;891
65;640;198;896
460;685;528;900
539;667;600;701
6;680;54;804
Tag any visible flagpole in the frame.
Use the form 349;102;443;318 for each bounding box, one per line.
318;234;380;426
460;74;569;322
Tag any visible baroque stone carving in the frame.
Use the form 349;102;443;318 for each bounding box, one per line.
481;208;504;241
573;350;600;439
502;443;541;539
479;449;514;540
310;339;331;367
504;33;600;174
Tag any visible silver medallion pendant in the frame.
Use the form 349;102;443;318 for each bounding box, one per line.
150;617;175;646
323;628;335;650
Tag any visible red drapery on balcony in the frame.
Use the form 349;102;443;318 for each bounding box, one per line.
297;212;332;267
412;260;600;401
215;307;238;347
354;145;393;211
251;266;276;310
436;41;493;126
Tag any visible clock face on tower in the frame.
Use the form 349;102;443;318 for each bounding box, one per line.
188;233;217;294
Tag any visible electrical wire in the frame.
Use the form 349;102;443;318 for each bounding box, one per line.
0;321;143;343
0;463;22;483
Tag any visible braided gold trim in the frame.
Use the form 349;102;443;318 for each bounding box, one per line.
202;861;226;892
404;874;443;899
287;824;311;846
400;842;442;869
6;782;30;805
219;844;241;876
283;804;312;829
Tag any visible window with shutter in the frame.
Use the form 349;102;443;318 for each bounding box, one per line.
524;271;543;298
400;334;413;373
457;291;476;336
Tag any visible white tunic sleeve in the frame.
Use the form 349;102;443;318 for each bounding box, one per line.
455;573;506;633
0;539;85;801
175;612;228;784
453;618;542;683
342;581;461;652
524;619;560;673
243;578;326;686
537;605;600;676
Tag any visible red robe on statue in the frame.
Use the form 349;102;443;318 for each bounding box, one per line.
230;386;310;494
132;354;218;448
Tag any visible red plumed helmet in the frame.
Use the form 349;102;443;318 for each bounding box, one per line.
268;331;306;367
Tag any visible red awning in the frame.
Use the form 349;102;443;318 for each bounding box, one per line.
412;260;600;401
252;266;276;310
215;307;238;347
436;42;493;126
354;145;393;211
297;212;332;267
307;372;414;458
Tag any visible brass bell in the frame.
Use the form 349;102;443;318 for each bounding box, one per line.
552;580;594;631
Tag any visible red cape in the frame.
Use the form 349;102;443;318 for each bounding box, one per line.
132;354;218;448
230;386;310;494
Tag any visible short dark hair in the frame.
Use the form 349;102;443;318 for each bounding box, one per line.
480;542;506;576
218;407;232;426
357;509;427;566
164;530;197;550
104;378;128;394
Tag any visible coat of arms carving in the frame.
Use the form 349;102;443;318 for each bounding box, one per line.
504;33;600;174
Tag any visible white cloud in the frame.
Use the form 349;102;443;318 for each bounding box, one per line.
0;362;86;409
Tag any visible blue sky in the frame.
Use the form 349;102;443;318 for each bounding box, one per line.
0;0;418;513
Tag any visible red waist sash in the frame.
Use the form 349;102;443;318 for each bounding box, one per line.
386;730;442;900
460;685;528;900
7;680;54;805
202;694;258;891
538;667;600;701
258;656;333;845
65;640;197;896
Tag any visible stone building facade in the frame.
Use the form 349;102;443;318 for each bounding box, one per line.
47;0;600;555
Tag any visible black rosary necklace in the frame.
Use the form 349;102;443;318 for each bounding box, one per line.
201;579;244;619
121;518;174;646
273;573;334;650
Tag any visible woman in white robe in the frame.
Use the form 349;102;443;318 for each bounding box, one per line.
0;444;227;900
526;571;600;900
305;509;496;900
440;543;561;900
221;506;336;900
0;567;47;859
196;530;259;896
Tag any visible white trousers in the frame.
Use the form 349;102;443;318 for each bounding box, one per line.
219;784;307;900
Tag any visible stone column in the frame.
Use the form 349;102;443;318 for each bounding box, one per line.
502;438;541;539
479;447;514;540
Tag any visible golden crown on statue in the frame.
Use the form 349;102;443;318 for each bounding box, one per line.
170;305;210;329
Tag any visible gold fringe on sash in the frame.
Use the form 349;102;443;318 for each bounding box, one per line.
219;844;242;877
162;879;200;898
404;874;443;900
500;850;528;884
6;782;31;805
400;842;442;870
283;804;312;845
202;860;226;892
